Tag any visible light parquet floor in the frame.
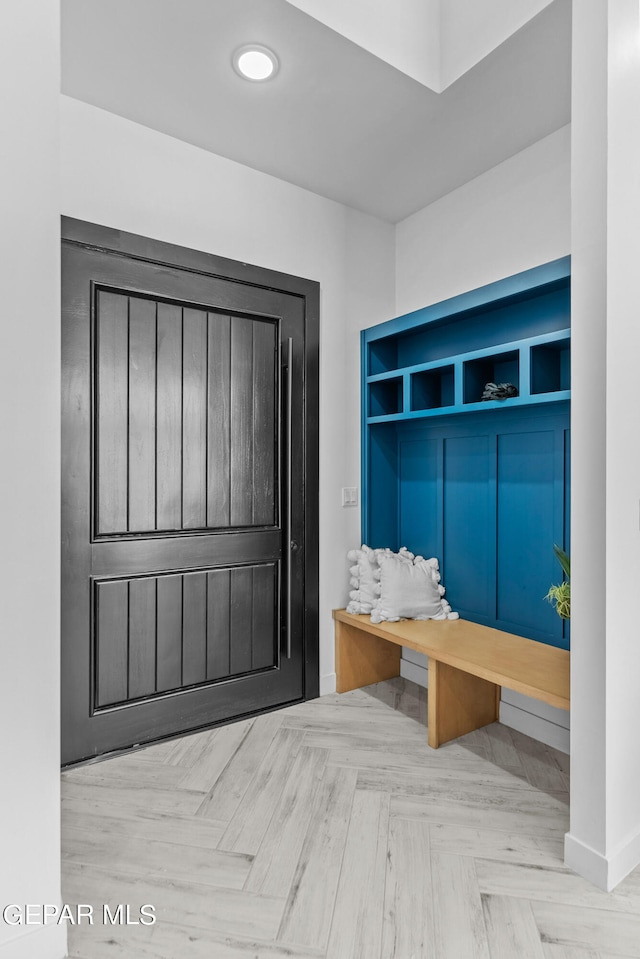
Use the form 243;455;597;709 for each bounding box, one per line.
61;678;640;958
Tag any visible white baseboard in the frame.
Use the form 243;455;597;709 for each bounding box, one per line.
399;651;570;754
399;657;429;688
498;687;569;753
501;686;570;728
320;672;336;696
607;826;640;890
565;825;640;891
500;701;570;754
0;924;67;959
564;832;609;891
402;648;429;670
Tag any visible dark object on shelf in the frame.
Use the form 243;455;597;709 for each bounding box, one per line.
481;382;519;401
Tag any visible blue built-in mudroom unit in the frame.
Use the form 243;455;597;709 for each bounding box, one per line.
361;257;571;650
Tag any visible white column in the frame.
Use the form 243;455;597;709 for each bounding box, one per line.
0;1;65;956
567;0;640;890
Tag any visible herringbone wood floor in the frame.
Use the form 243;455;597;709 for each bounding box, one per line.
61;678;640;958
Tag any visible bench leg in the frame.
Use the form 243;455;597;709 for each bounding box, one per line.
428;659;500;748
335;620;401;693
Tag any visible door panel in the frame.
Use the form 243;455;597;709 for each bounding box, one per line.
128;296;157;533
157;574;183;691
62;222;318;765
93;564;278;710
181;308;208;530
94;290;278;539
95;578;129;707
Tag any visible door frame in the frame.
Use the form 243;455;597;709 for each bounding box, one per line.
61;216;320;747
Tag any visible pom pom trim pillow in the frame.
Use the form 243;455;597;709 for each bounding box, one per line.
370;554;459;624
346;545;414;615
346;545;386;614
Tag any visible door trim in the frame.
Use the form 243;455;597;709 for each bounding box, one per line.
61;216;320;728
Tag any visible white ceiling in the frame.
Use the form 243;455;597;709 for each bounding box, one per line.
61;0;571;223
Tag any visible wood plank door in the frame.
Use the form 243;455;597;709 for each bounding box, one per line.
61;219;319;766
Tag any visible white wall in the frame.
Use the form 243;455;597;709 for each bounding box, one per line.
0;3;66;959
394;125;572;753
284;0;440;90
566;0;640;891
59;95;395;696
396;124;571;314
286;0;555;92
440;0;555;88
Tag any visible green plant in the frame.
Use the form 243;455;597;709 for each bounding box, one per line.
546;544;570;619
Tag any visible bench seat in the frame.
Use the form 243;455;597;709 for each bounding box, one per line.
333;609;570;748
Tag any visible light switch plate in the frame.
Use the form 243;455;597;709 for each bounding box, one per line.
342;487;358;507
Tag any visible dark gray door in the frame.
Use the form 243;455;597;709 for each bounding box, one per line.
61;220;319;765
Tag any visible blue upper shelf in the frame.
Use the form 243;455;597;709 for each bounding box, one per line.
363;257;571;423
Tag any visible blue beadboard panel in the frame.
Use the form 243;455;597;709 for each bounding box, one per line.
496;430;563;646
398;437;440;558
443;434;495;620
367;423;399;549
379;404;570;648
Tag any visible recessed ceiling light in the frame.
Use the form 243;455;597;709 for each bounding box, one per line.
232;44;279;82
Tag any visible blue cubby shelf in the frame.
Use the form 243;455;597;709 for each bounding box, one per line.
361;257;571;650
366;328;571;424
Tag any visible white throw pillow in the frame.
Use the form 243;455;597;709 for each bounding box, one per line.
346;545;386;614
370;554;459;623
346;545;415;614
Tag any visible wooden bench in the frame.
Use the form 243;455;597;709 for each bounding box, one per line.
333;609;570;748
